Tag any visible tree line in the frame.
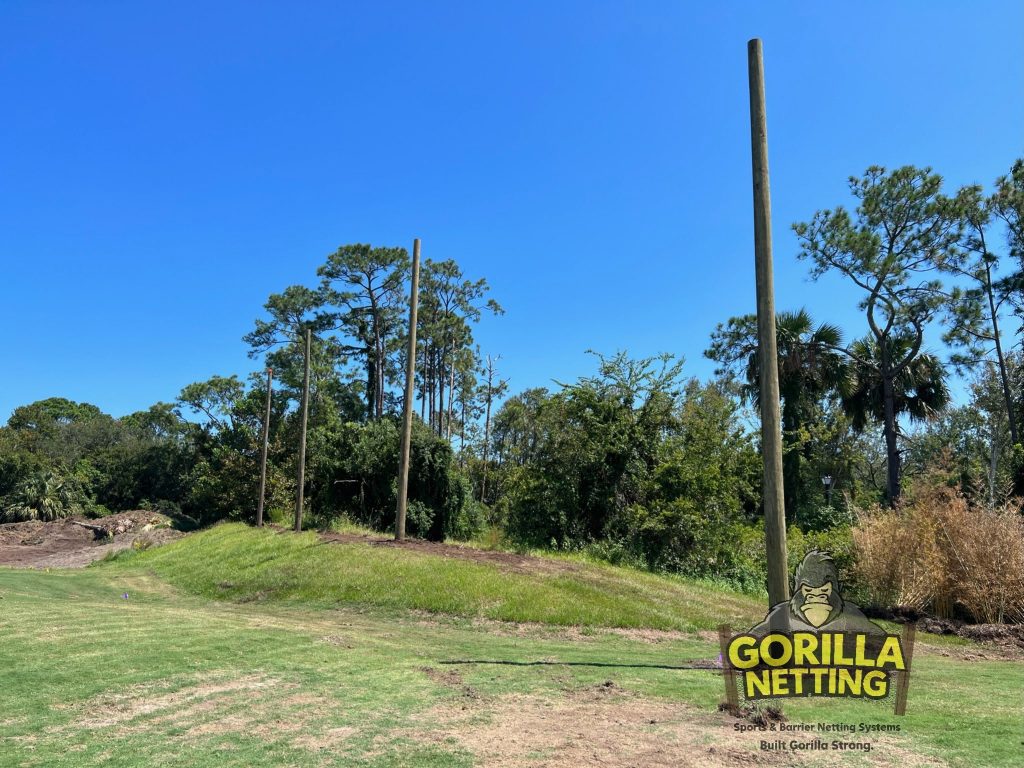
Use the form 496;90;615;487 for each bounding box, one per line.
1;161;1023;602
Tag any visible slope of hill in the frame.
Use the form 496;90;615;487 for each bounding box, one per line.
108;522;765;631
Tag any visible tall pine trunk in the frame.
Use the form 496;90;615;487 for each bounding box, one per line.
481;385;493;503
882;371;901;505
986;261;1018;446
460;387;467;464
446;352;456;441
780;398;802;519
436;347;445;436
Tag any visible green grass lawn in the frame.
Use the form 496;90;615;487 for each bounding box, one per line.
1;524;1021;767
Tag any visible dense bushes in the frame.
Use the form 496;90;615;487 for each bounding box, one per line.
6;370;1024;628
493;361;765;587
310;418;476;541
0;389;476;539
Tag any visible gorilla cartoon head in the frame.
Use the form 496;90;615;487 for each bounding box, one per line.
790;550;843;628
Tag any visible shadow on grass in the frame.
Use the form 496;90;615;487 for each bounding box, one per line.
440;659;719;671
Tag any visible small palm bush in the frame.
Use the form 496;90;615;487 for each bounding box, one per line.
0;470;87;522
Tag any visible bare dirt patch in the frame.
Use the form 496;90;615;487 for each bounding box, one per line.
0;511;182;568
420;666;483;701
917;638;1024;662
292;726;356;752
71;674;277;730
406;684;948;768
61;673;356;752
314;528;581;576
914;617;1024;658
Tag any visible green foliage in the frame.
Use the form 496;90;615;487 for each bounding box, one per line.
842;335;951;430
797;504;853;532
707;309;850;524
993;158;1024;268
493;354;768;589
500;351;689;548
0;398;198;522
7;397;103;434
307;417;475;541
0;468;90;522
795;166;962;503
624;503;765;593
318;243;410;419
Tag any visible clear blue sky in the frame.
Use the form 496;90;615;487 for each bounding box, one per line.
2;1;1021;420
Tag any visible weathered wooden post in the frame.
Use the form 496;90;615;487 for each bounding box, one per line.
294;328;311;533
717;624;740;715
256;367;273;527
748;38;789;607
396;238;421;541
894;622;917;715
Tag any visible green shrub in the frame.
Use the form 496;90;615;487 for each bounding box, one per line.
405;500;434;537
797;504;853;532
312;419;471;541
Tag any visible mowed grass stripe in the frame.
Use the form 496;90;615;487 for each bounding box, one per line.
1;569;460;767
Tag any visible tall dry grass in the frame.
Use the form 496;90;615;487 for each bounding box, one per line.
852;482;1024;623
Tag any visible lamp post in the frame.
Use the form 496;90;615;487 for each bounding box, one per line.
821;475;834;507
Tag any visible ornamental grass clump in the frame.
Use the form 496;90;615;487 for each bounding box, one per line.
852;481;1024;624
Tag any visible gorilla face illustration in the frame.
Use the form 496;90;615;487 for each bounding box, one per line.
797;581;836;627
789;551;843;628
749;549;886;637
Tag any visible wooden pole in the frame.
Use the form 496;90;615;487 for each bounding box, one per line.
294;328;311;533
893;622;917;715
717;624;740;715
256;367;273;527
396;238;421;541
748;38;789;608
481;355;496;504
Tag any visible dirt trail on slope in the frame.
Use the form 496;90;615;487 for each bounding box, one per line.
313;527;582;576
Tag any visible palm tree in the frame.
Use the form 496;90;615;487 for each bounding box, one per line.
841;336;951;502
739;310;850;521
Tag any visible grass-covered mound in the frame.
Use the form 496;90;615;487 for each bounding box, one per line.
105;522;764;631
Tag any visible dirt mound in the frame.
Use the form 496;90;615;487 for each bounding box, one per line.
0;511;182;569
917;616;1024;651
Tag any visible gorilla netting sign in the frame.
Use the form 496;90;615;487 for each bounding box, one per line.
717;550;917;715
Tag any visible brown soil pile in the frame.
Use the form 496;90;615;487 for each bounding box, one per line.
0;511;181;568
917;616;1024;652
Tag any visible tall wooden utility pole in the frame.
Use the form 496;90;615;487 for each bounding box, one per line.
396;238;421;541
256;367;273;527
480;354;499;504
748;38;789;608
294;328;311;533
